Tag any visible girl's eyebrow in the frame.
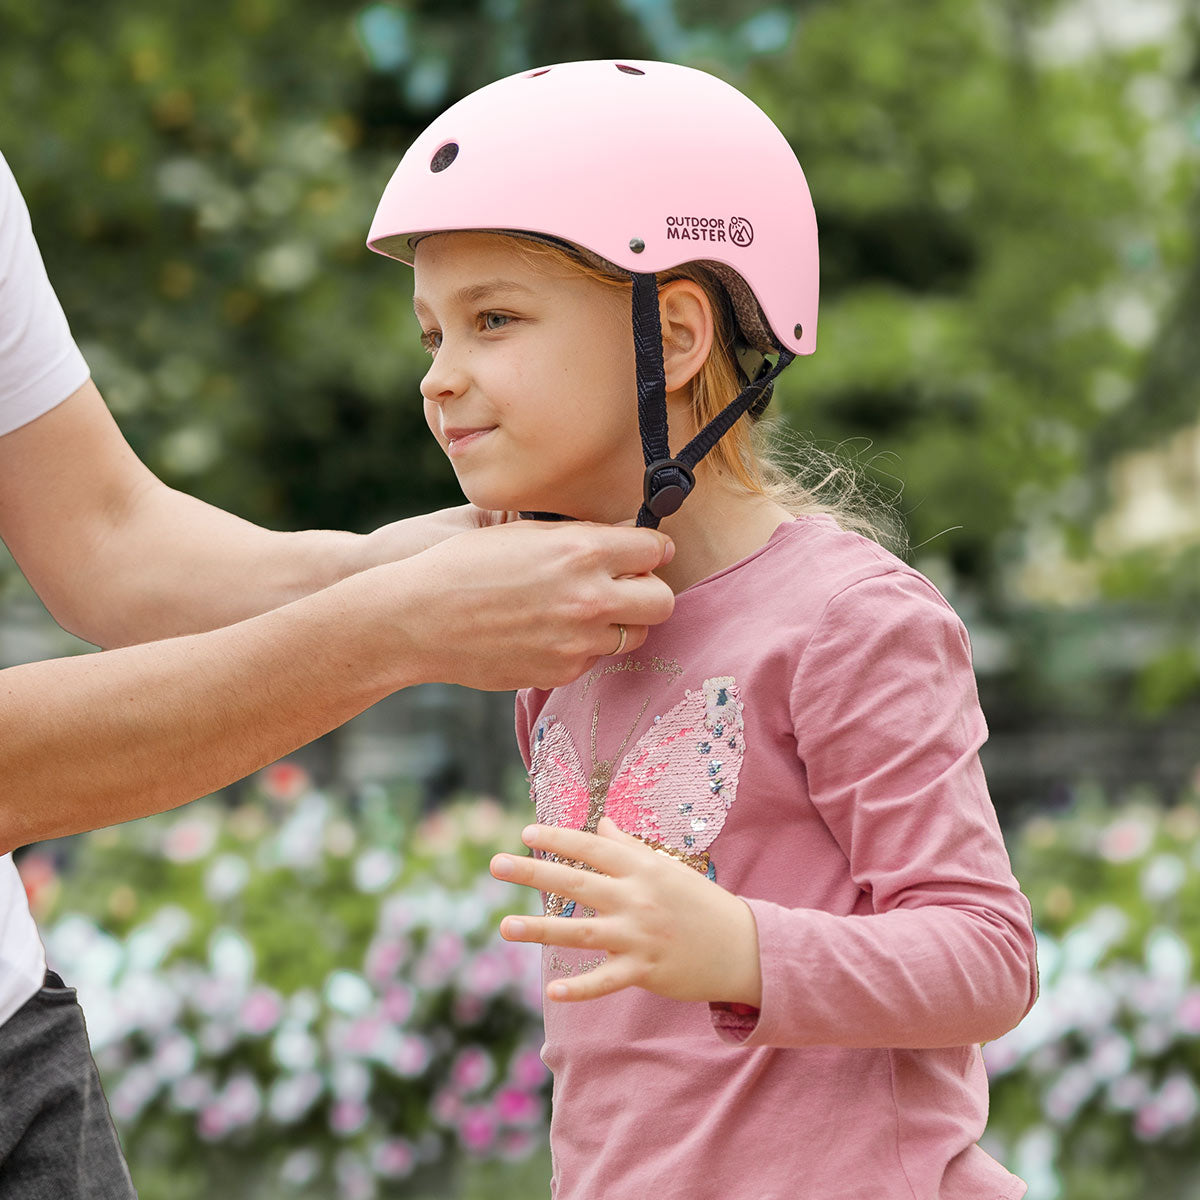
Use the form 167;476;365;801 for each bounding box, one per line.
413;278;534;319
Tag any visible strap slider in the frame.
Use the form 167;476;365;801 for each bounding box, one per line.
643;458;695;519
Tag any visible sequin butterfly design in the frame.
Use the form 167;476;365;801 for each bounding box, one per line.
529;677;745;916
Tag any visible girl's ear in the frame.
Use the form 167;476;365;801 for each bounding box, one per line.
658;279;715;396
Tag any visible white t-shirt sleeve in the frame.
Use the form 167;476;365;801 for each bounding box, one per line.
0;150;90;436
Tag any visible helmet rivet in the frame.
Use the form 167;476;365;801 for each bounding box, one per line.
793;323;803;340
629;237;645;254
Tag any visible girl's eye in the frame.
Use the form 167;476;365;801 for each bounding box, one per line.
420;329;442;355
482;311;511;332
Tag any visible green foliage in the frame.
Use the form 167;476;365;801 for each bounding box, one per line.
2;0;1197;725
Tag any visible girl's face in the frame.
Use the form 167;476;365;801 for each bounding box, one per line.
412;232;645;521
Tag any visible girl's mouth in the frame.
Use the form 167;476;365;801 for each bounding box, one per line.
445;427;497;457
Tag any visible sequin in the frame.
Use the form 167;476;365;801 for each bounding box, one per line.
527;677;746;897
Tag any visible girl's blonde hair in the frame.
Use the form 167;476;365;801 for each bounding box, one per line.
511;237;903;551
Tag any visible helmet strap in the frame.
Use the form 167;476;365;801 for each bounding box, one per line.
521;271;795;527
631;271;794;529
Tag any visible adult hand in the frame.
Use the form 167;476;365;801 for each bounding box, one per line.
489;818;763;1006
361;504;521;565
395;521;676;691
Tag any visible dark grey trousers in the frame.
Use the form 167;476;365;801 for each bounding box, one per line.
0;971;137;1199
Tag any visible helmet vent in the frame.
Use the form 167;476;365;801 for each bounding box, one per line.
615;64;645;75
527;68;551;78
429;142;459;173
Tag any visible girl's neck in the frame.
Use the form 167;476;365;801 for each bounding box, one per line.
652;481;793;595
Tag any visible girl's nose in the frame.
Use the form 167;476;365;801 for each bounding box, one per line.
419;342;467;405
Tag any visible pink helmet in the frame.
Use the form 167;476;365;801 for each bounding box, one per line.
367;59;819;525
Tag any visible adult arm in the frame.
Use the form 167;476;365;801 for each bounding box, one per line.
0;378;494;647
0;519;675;855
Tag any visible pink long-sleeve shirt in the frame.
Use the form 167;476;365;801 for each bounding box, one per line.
516;516;1037;1200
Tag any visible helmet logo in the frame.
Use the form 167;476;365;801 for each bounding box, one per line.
729;216;754;247
664;214;754;247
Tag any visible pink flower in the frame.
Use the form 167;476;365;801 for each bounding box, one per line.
453;993;486;1025
330;1099;368;1136
260;761;310;802
509;1047;550;1090
381;984;414;1024
16;852;58;917
240;987;284;1036
499;1129;540;1162
416;931;466;988
162;815;217;863
432;1089;461;1126
1175;989;1200;1034
197;1104;233;1141
365;938;409;984
451;1046;494;1094
344;1016;384;1056
390;1034;430;1078
1135;1102;1168;1141
371;1138;415;1179
1097;815;1153;863
495;1086;541;1126
458;1105;497;1154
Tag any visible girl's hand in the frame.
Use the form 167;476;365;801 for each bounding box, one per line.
490;818;763;1006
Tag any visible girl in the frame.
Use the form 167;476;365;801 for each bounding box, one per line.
367;59;1037;1200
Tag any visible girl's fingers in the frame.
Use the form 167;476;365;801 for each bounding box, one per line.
499;913;623;954
546;959;640;1003
519;823;639;875
489;853;613;907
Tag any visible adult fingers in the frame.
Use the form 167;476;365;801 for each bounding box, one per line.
601;571;675;632
572;523;675;577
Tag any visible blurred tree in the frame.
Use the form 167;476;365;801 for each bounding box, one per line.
1;0;1197;747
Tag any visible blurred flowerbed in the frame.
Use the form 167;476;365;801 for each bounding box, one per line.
19;763;1200;1200
983;770;1200;1200
20;765;551;1200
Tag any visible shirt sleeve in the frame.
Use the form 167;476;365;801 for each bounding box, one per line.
712;570;1037;1050
514;689;534;771
0;151;90;435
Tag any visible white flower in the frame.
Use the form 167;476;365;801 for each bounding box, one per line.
208;928;255;988
152;1032;197;1082
268;1072;324;1124
1140;853;1186;902
1144;927;1191;988
205;854;251;902
279;1147;321;1186
273;1026;320;1073
325;970;373;1017
354;847;400;893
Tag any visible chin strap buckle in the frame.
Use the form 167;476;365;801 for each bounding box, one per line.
643;458;696;520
